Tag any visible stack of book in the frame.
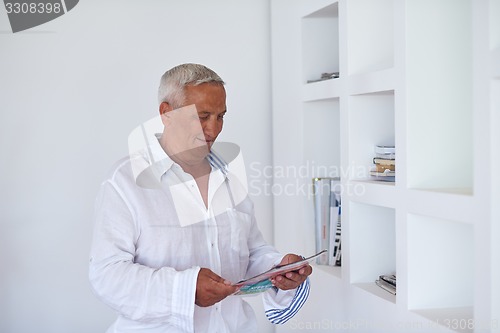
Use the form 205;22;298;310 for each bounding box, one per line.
375;274;396;295
312;177;341;266
370;145;395;181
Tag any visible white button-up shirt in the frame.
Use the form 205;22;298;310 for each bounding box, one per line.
89;133;310;333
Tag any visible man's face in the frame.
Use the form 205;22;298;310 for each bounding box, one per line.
183;83;226;150
160;83;226;164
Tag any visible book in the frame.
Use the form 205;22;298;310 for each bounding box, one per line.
328;178;341;266
233;250;327;295
374;145;395;159
329;206;341;265
374;152;395;159
370;171;395;182
313;178;333;265
374;145;395;155
306;72;340;83
373;163;395;172
373;157;396;165
375;276;396;295
379;274;396;287
370;150;396;182
335;239;342;266
370;170;395;177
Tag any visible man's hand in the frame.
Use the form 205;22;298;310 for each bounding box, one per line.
195;268;238;307
271;254;313;291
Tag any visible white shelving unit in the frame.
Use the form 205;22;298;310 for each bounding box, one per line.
271;0;499;332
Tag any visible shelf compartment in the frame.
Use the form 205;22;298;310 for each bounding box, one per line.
353;282;396;304
301;99;341;259
406;0;473;193
349;202;395;302
303;98;341;177
346;0;394;75
348;90;395;183
407;214;474;312
301;2;340;84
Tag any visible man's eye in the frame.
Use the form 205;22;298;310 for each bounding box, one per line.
218;114;225;120
198;115;209;120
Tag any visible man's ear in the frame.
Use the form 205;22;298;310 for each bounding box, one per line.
159;102;174;126
159;102;173;116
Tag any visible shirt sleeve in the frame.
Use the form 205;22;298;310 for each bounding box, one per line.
88;180;198;332
262;278;311;324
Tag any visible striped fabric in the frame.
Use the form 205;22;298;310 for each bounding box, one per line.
207;151;228;176
265;278;311;324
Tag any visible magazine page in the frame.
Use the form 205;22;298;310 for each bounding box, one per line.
233;249;327;295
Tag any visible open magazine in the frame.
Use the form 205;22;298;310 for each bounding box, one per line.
233;250;327;295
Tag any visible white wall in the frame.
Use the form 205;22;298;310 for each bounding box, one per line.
0;1;275;332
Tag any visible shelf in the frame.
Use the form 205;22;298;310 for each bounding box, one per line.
347;179;396;209
407;215;474;311
407;188;472;198
412;307;473;333
348;68;395;96
348;90;395;183
302;77;342;102
406;189;475;225
353;282;396;304
315;264;342;280
301;2;339;84
410;188;473;196
406;0;473;193
346;0;394;75
349;202;395;287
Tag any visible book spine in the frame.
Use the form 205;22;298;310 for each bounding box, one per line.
313;178;330;265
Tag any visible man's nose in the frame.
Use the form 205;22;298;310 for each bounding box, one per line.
203;117;219;137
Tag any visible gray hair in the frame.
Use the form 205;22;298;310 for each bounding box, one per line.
157;63;225;107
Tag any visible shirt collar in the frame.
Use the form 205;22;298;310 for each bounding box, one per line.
132;133;229;189
128;116;241;189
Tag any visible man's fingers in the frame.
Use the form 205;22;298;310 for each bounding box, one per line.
196;268;237;307
271;274;300;290
298;264;313;276
202;268;232;285
271;261;313;291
